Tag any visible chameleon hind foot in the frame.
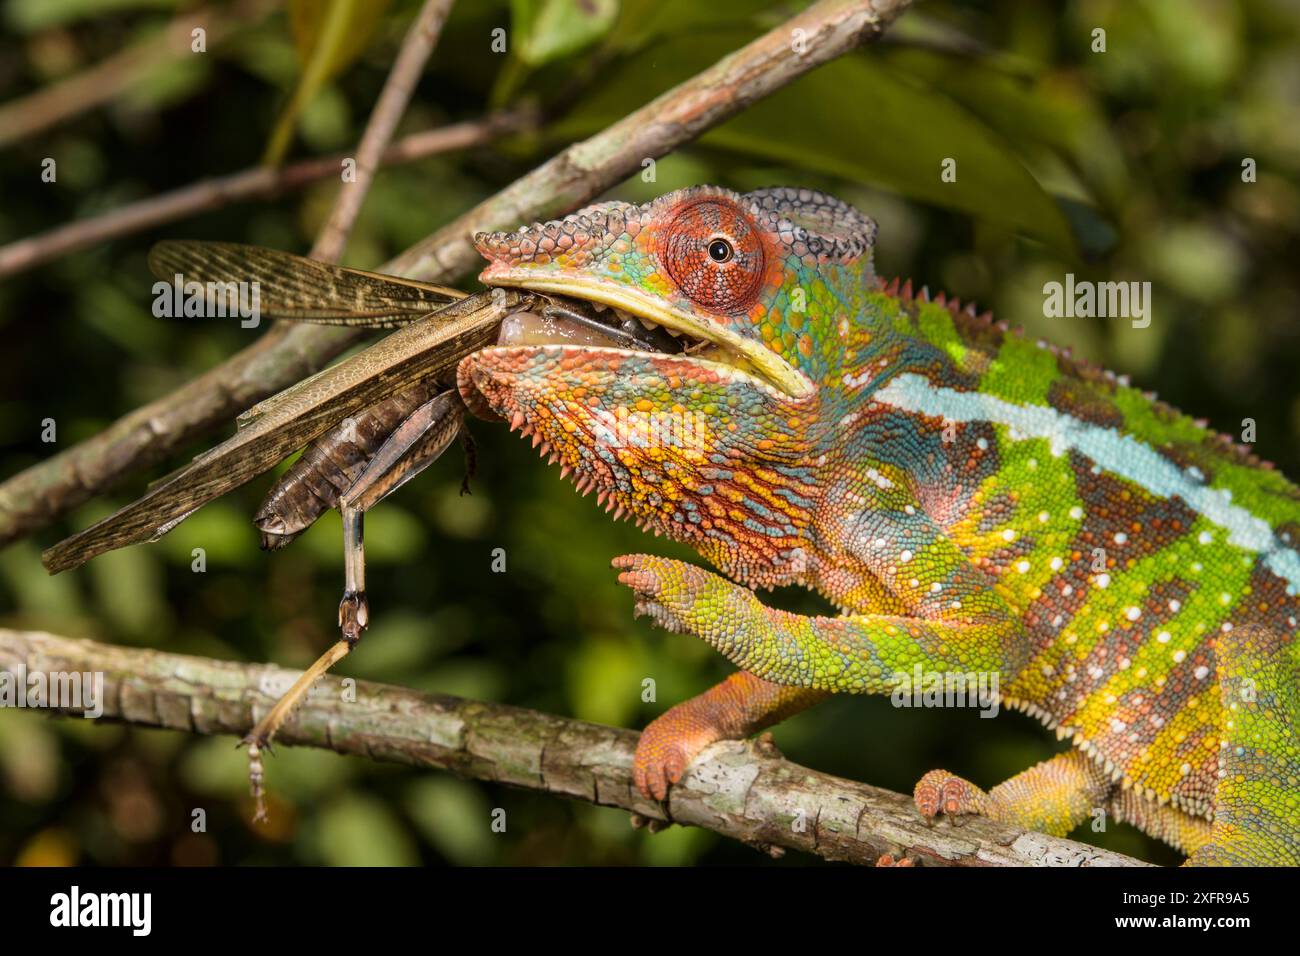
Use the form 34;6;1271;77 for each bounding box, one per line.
913;769;990;822
912;751;1115;836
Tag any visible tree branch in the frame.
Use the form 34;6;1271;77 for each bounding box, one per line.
0;112;531;280
0;629;1150;867
0;0;915;549
0;0;276;148
0;0;521;280
308;0;455;264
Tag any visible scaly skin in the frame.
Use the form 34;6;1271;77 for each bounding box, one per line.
456;185;1300;865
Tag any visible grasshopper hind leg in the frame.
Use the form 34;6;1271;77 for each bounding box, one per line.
242;390;467;820
338;504;368;644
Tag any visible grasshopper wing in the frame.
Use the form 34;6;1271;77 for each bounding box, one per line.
149;240;466;328
41;290;528;573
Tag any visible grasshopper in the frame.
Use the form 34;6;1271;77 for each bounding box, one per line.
42;240;681;817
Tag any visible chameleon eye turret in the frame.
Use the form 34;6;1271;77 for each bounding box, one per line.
660;198;765;313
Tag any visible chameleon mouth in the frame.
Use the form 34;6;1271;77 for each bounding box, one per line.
485;273;811;398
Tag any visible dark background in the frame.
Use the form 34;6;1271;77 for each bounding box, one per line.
2;0;1298;866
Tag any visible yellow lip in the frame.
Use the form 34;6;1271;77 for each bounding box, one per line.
482;270;812;399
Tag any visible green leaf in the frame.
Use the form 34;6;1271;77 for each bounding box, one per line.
554;33;1077;253
607;0;772;51
510;0;619;66
879;45;1131;212
262;0;392;165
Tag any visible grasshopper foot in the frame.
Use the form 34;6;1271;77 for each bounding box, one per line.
241;737;270;823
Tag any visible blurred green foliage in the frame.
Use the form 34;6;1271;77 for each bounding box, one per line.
1;0;1298;867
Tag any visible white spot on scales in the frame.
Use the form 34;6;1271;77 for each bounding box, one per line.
873;373;1300;590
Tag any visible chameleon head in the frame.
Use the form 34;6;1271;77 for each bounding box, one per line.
457;185;878;587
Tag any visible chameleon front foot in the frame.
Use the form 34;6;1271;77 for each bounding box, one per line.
631;672;828;803
633;711;715;801
613;553;724;636
613;553;769;655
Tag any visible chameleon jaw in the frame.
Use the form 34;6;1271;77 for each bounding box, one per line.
482;271;813;399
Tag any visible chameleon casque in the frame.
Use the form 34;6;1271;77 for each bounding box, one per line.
456;184;1300;866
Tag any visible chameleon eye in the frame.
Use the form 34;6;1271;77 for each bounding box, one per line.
661;200;764;313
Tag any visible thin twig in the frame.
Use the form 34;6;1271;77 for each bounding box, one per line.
0;0;914;549
0;112;530;279
0;0;275;149
0;628;1150;867
309;0;455;263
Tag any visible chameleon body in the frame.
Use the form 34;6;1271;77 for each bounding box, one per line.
456;185;1300;865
